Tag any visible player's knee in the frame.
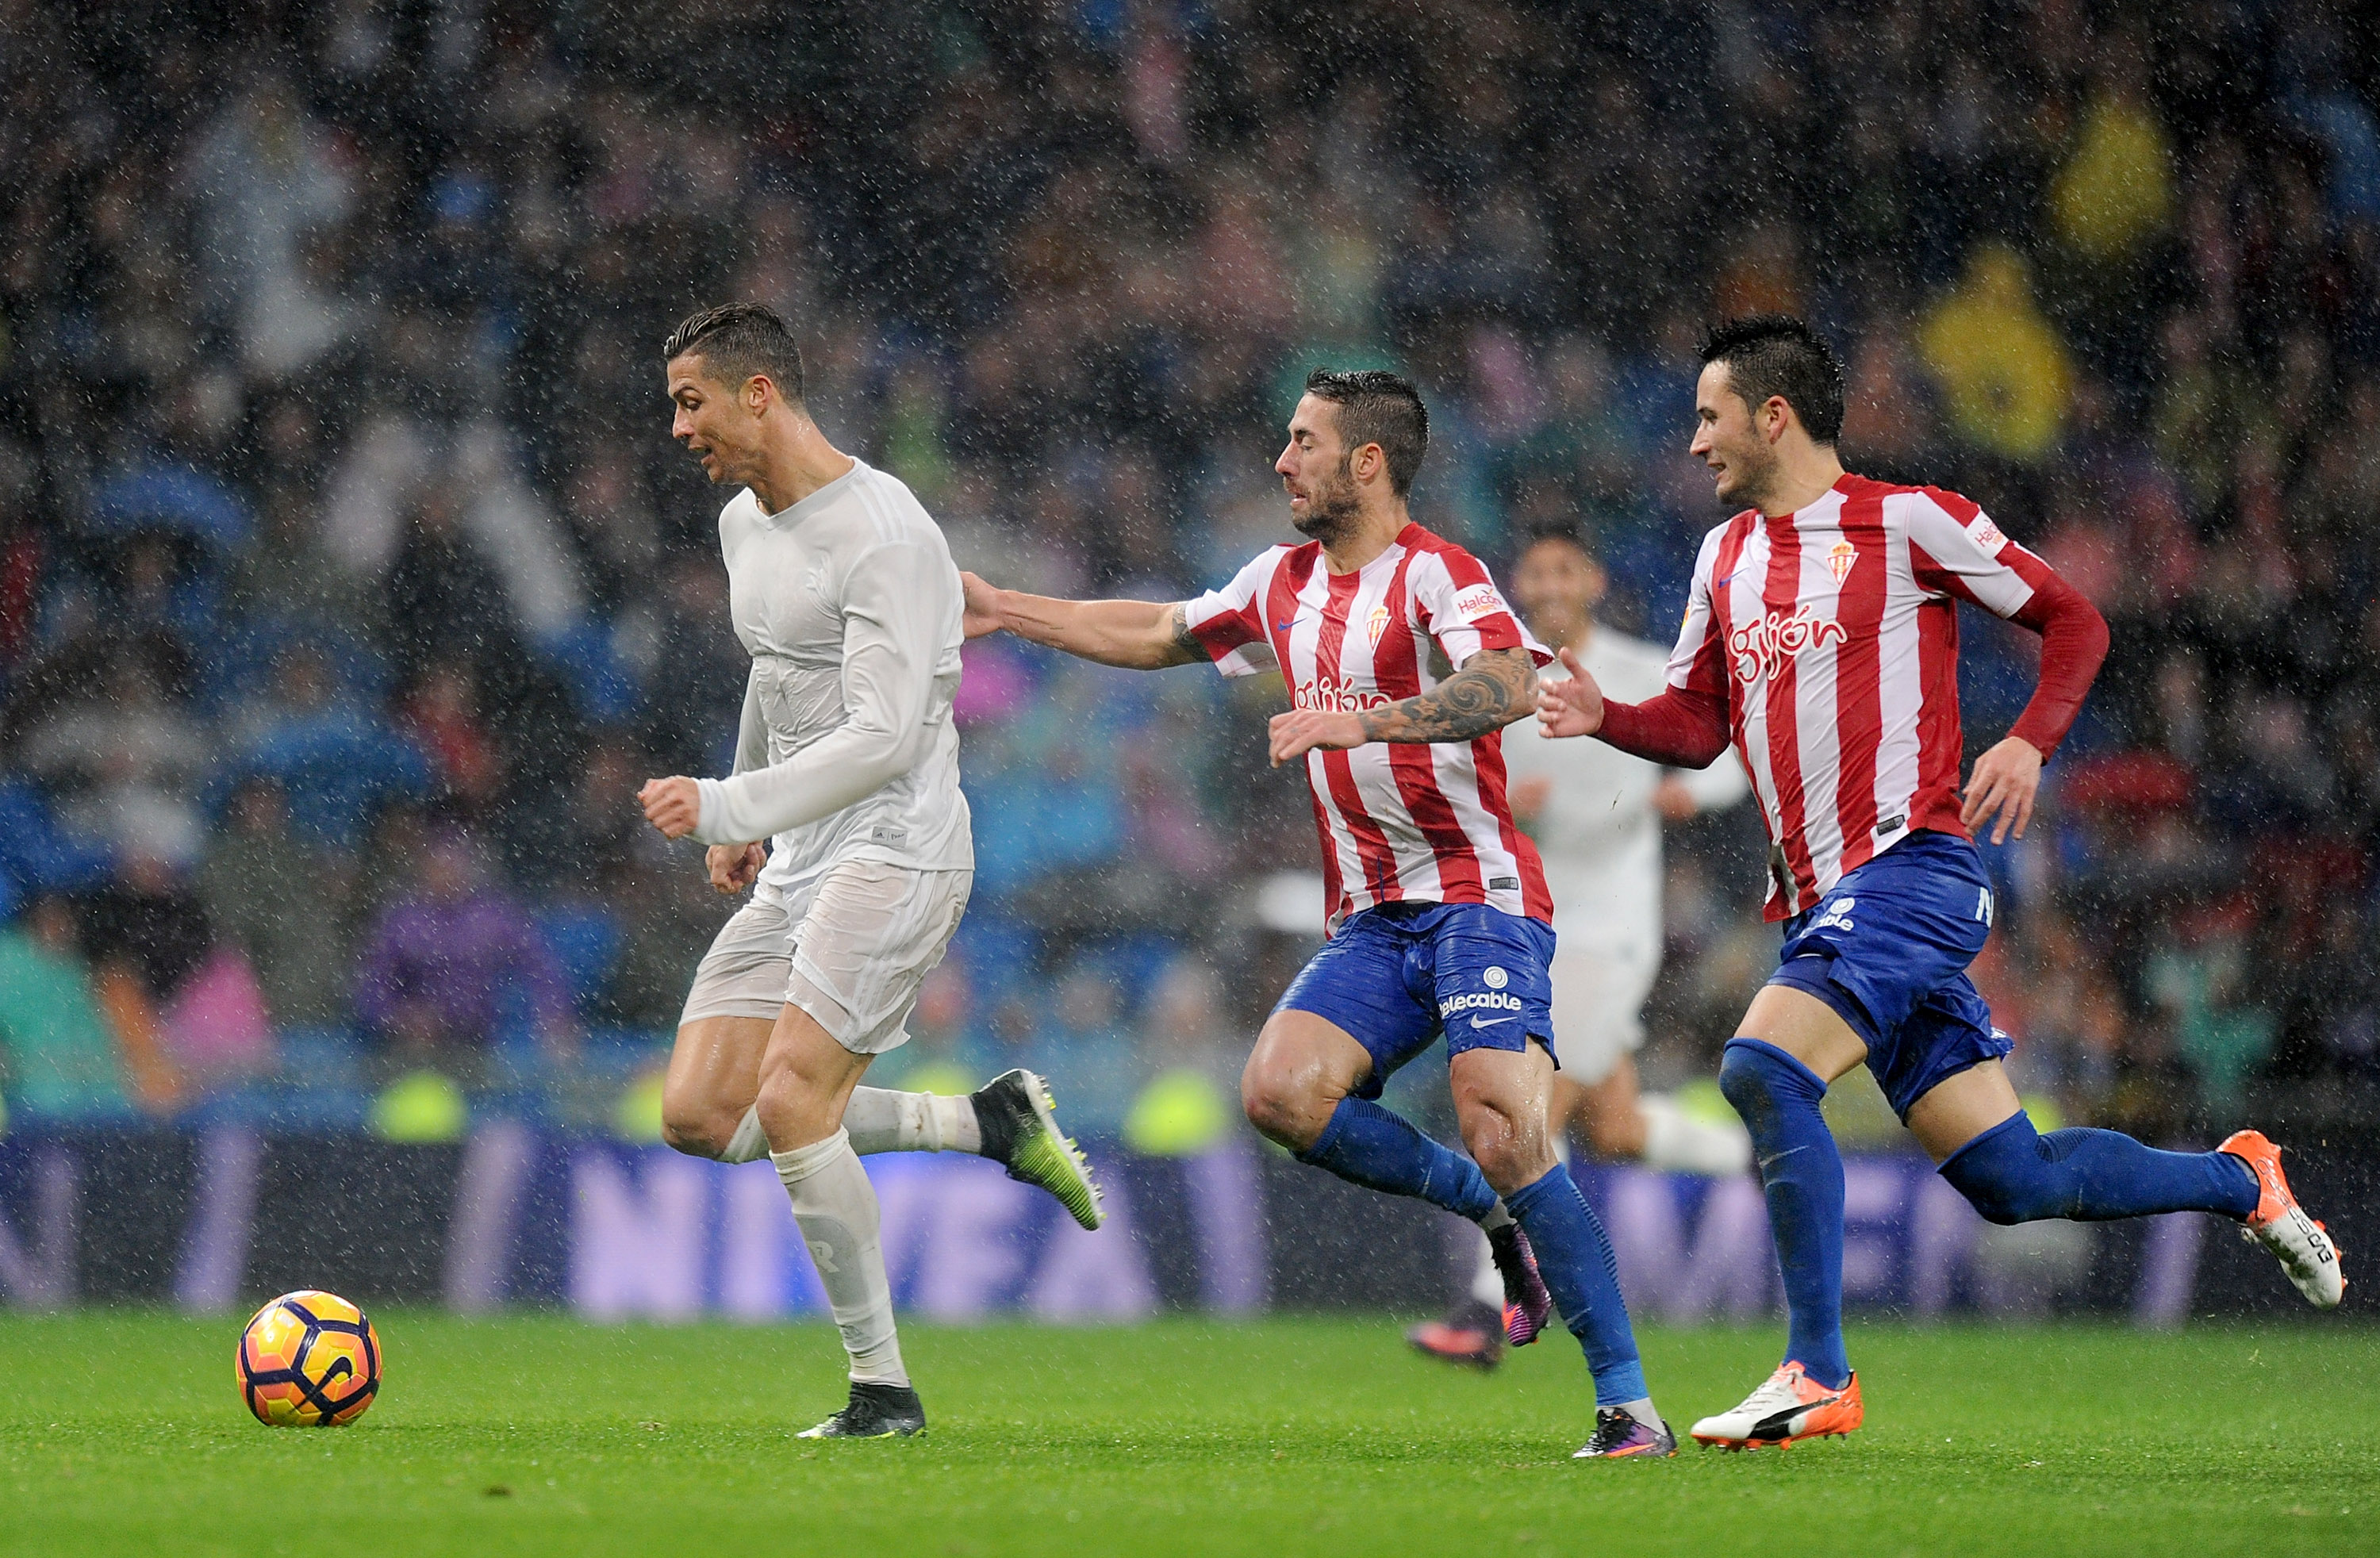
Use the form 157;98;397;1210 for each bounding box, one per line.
1466;1135;1549;1197
660;1112;725;1159
1716;1042;1775;1125
1457;1101;1552;1196
1953;1172;2053;1226
1239;1060;1329;1152
658;1092;736;1160
1717;1038;1824;1138
1939;1118;2063;1226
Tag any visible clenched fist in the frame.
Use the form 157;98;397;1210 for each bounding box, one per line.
639;776;702;839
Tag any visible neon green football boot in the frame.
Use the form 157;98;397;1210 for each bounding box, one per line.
971;1069;1105;1230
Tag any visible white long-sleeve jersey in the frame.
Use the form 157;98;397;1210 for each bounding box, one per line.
1501;627;1749;950
691;459;973;898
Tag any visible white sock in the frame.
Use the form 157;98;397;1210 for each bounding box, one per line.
842;1088;981;1155
719;1105;771;1164
1613;1396;1663;1429
1468;1226;1504;1308
772;1128;907;1386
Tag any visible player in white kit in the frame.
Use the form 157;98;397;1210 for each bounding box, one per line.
636;304;1102;1439
1409;528;1753;1368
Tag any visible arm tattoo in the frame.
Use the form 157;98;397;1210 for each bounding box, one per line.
1160;601;1204;666
1357;648;1537;744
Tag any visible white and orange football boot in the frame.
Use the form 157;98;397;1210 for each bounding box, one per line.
2221;1130;2345;1309
1689;1363;1862;1450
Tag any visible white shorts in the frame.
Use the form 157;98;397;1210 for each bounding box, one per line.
1549;936;1659;1088
679;860;972;1056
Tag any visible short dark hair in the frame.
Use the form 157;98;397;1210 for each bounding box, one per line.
1699;314;1844;444
664;301;804;403
1303;369;1430;496
1518;522;1598;562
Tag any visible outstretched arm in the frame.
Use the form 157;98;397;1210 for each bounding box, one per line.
1538;645;1732;768
962;573;1203;670
1269;647;1537;766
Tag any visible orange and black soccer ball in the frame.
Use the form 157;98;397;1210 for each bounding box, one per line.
236;1290;382;1426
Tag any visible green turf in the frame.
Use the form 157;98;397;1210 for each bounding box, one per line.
0;1313;2371;1557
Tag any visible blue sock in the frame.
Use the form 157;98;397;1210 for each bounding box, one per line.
1939;1113;2259;1223
1297;1096;1499;1222
1503;1164;1646;1405
1718;1038;1850;1391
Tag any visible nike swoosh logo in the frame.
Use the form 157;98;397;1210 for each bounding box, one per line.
1469;1015;1517;1028
1756;1146;1809;1172
1274;620;1297;632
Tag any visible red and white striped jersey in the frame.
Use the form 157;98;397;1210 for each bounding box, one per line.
1665;474;2067;919
1186;524;1553;932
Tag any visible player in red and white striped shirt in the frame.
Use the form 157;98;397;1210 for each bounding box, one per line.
1645;465;2090;920
1181;498;1554;930
1542;316;2343;1452
965;370;1673;1458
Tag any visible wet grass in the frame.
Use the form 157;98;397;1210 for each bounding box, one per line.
0;1312;2370;1556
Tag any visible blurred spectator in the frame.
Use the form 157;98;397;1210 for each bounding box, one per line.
638;555;749;781
1121;957;1239;1157
198;777;351;1030
2047;36;2175;267
382;489;521;683
17;648;209;863
868;961;981;1098
1918;243;2075;462
188;68;356;374
353;827;574;1081
0;896;135;1125
597;859;723;1031
399;658;505;815
1136;957;1238;1091
226;485;386;642
77;853;232;1113
1042;961;1140;1138
224;645;429;846
2147;900;2277;1121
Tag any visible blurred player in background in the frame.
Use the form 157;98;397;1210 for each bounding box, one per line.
963;370;1676;1459
1407;526;1752;1370
1541;314;2344;1452
638;303;1103;1441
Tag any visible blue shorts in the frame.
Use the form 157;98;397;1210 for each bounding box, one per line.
1274;901;1557;1099
1765;830;2010;1120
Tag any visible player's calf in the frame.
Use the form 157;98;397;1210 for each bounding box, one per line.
1243;1014;1507;1223
1936;1112;2260;1226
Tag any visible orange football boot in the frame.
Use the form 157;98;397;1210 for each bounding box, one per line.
1689;1363;1863;1450
2220;1130;2345;1308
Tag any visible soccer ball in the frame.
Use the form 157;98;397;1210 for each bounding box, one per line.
236;1290;382;1426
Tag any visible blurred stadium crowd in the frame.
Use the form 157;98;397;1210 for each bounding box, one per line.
1;0;2377;1151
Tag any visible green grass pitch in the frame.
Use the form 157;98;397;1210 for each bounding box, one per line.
0;1313;2371;1556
